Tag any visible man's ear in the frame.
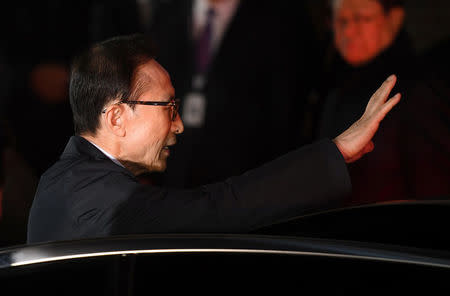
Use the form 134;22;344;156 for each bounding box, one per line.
387;7;405;36
103;104;126;137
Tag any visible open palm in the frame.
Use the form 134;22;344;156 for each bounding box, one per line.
333;75;402;163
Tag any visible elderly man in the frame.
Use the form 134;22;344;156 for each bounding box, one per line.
27;34;400;244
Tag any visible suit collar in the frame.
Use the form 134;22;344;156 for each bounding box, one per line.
62;135;112;161
61;135;136;178
61;135;136;180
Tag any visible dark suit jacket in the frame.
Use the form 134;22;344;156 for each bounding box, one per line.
149;0;318;188
27;136;350;244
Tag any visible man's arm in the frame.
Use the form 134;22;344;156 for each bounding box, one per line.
111;75;401;234
333;74;402;163
112;138;351;234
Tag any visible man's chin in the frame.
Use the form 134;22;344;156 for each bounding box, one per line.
342;51;375;67
151;164;167;173
148;160;168;173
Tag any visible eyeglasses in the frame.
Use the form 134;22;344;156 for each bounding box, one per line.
102;98;180;121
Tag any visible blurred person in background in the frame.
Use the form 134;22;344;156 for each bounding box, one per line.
305;0;450;206
147;0;319;188
420;35;450;92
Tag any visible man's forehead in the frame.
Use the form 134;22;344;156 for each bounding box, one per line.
137;59;168;78
132;61;174;101
333;0;383;13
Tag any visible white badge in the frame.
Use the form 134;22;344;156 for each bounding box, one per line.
182;92;207;128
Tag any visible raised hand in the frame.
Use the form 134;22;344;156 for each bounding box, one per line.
333;74;402;163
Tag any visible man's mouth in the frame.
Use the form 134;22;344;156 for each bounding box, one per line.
163;142;175;150
162;137;177;154
162;142;176;154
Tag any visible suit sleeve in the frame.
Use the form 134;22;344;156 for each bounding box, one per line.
112;139;351;234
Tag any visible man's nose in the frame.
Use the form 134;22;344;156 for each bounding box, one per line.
172;114;184;134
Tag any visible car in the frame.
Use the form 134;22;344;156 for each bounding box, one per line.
0;199;449;295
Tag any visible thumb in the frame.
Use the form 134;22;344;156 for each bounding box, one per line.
363;141;375;154
346;141;375;163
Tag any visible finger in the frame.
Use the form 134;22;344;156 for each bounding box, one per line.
378;74;397;101
368;75;397;108
378;93;402;121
